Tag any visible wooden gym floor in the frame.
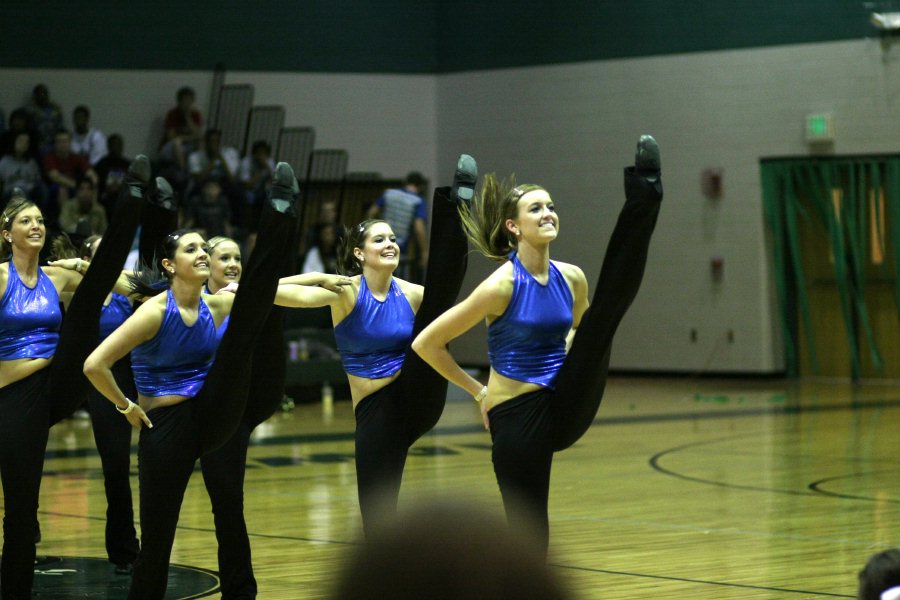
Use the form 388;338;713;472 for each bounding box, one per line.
23;376;900;598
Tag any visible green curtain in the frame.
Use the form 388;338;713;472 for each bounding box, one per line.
761;157;900;379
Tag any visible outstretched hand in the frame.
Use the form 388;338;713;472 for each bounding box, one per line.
217;282;239;294
319;274;352;294
47;258;82;271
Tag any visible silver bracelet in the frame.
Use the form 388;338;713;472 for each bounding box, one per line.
474;386;488;403
116;398;136;414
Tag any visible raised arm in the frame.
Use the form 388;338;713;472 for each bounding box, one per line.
46;258;140;298
83;300;163;428
275;282;343;308
279;272;351;293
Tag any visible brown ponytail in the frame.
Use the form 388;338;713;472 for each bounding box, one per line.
458;174;544;262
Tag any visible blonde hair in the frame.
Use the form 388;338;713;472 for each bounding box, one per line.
206;236;238;258
458;173;545;262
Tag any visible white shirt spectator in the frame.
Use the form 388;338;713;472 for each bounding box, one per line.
71;128;108;166
188;147;240;179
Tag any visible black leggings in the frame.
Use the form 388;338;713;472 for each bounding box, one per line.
0;183;142;599
354;187;468;536
193;218;297;599
129;202;295;600
86;359;140;567
488;167;663;557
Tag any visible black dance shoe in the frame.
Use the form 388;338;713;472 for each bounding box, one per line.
148;176;177;212
115;562;134;575
634;135;660;182
126;155;151;197
450;154;477;206
268;162;298;216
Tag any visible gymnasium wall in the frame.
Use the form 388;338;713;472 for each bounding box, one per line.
2;2;894;374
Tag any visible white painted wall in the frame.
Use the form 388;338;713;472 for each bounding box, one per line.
4;38;898;374
437;39;900;373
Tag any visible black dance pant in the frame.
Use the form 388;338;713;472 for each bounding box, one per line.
194;217;298;599
128;203;294;600
86;359;140;567
488;167;663;558
0;183;143;599
353;187;468;537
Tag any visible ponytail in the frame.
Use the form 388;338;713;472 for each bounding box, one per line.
458;173;544;262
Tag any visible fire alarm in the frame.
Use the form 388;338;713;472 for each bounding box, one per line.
702;168;723;199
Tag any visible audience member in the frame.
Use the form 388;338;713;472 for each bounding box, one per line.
330;501;572;600
59;178;108;236
367;171;428;279
188;128;242;227
0;132;46;203
94;134;132;219
300;223;340;274
183;179;233;239
42;128;97;224
70;105;108;166
0;108;39;160
159;86;203;171
24;84;64;155
239;139;275;229
301;197;339;256
859;549;900;600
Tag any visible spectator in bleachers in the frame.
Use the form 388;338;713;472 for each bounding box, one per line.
183;179;233;239
59;178;108;236
24;84;64;156
70;105;108;166
239;139;275;228
94;134;132;220
0;109;39;160
44;129;97;200
0;132;46;204
159;86;203;171
367;171;428;279
188;128;242;229
43;129;97;225
301;222;340;274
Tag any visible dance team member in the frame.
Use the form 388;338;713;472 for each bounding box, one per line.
412;137;664;556
80;234;140;575
0;156;149;598
198;233;346;598
275;155;475;536
82;163;335;599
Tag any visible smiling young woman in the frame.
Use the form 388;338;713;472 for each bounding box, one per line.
274;155;476;536
0;156;148;597
412;136;664;557
82;162;345;599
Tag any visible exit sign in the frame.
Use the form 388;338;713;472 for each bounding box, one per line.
805;113;834;143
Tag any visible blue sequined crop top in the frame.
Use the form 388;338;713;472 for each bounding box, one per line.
131;290;218;397
333;277;415;378
204;285;229;346
99;293;132;341
487;253;573;388
0;261;61;360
